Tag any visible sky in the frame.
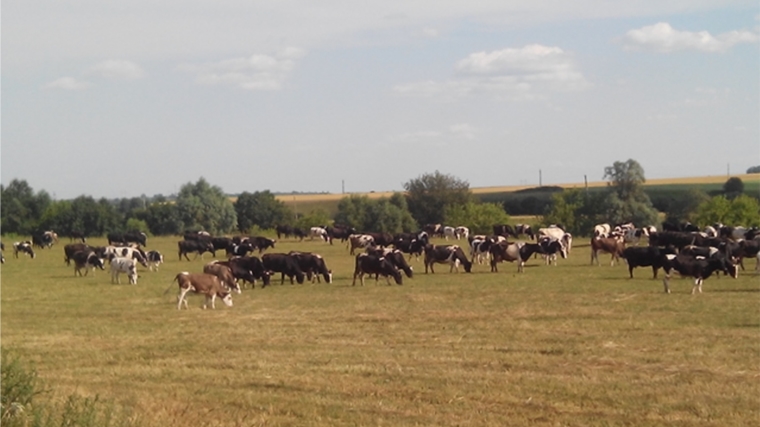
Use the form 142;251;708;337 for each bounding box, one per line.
2;1;758;199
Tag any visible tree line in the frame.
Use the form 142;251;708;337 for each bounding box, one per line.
2;160;758;239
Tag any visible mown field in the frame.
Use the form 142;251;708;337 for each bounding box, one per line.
2;235;759;426
275;174;760;217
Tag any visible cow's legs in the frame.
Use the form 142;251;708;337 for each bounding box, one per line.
177;288;191;309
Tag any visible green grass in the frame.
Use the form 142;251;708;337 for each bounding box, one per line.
2;236;759;426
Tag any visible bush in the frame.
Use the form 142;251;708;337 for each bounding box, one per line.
1;351;140;427
444;202;510;235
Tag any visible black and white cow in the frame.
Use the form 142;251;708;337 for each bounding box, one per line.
213;256;272;288
309;227;329;242
352;253;402;286
367;247;414;278
661;254;738;294
13;241;36;259
620;246;675;279
225;242;255;258
72;250;105;276
145;250;164;271
454;226;470;240
103;246;148;268
110;257;138;285
489;242;544;273
424;244;472;273
538;236;568;266
392;237;426;260
348;234;375;255
32;231;57;249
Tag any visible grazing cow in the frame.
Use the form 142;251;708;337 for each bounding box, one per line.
367;247;414;278
64;243;93;265
590;237;625;266
13;241;36;259
178;240;215;261
392;237;426;260
262;253;306;284
0;242;4;264
213;256;272;288
146;250;164;271
309;227;329;242
514;224;535;240
72;251;105;276
124;231;148;246
292;227;307;241
620;246;676;279
110;257;138;285
454;226;470;240
352;253;403;286
538;237;568;266
348;234;375;255
647;231;698;250
735;239;760;271
249;236;276;254
202;263;242;293
289;251;333;283
424;245;472;273
489;242;544;273
662;254;738;294
103;246;149;268
442;226;457;240
168;272;233;310
275;224;293;240
365;232;394;247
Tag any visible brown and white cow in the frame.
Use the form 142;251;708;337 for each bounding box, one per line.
203;262;242;293
590;237;625;266
167;272;233;310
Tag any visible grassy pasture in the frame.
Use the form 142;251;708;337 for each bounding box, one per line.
2;235;759;426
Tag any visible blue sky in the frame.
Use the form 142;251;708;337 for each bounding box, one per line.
2;1;758;199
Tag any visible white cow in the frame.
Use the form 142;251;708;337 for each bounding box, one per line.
146;250;164;271
309;227;329;242
455;226;470;240
103;246;148;267
443;226;457;240
348;234;375;255
110;257;138;285
537;227;573;254
593;223;611;238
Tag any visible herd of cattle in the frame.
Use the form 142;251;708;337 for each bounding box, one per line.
2;220;758;308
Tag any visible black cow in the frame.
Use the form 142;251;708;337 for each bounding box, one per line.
423;244;472;273
293;228;307;241
178;240;215;261
262;253;305;284
661;221;699;232
275;225;293;240
250;236;276;254
647;231;699;250
662;254;738;294
326;225;357;244
64;243;95;265
365;232;394;247
289;251;333;283
736;239;760;271
67;230;87;243
216;256;272;288
352;253;402;286
422;224;443;237
367;247;413;278
32;232;56;249
620;246;675;279
209;237;233;253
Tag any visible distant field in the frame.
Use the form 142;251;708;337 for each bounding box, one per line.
2;236;758;426
275;173;760;215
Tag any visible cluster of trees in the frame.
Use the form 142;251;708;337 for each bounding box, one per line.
3;161;758;239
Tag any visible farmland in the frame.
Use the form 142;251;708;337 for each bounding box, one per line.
274;173;760;216
2;234;759;426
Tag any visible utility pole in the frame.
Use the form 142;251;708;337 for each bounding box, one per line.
584;175;588;195
539;169;542;187
342;179;345;194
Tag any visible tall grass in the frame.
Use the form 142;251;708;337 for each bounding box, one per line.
2;235;759;426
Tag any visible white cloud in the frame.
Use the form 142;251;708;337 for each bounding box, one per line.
390;123;478;143
179;48;305;91
42;77;90;90
394;44;588;99
449;123;477;139
621;22;758;53
89;60;145;80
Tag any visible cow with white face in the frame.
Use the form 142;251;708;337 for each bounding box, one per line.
110;257;138;285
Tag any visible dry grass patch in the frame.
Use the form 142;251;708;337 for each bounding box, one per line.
2;235;759;426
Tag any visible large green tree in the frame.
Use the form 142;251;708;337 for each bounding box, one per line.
234;191;293;232
601;159;659;226
334;194;417;233
1;179;51;235
403;171;472;225
694;195;760;227
444;202;510;235
175;178;237;234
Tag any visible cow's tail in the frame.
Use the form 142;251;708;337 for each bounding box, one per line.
163;273;183;295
